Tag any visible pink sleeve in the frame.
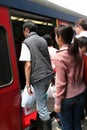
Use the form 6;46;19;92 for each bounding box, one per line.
54;58;67;109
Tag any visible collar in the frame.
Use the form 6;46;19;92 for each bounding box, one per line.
57;44;69;53
27;32;37;38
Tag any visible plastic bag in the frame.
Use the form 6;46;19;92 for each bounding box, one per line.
47;84;56;111
21;85;36;108
47;84;56;98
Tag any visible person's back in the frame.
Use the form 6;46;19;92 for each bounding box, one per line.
54;25;86;130
24;33;53;83
78;36;87;118
78;36;87;88
43;34;57;72
55;45;86;98
19;21;54;130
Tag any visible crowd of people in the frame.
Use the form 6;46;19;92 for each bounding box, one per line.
19;18;87;130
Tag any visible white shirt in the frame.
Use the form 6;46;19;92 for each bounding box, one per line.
48;46;57;70
19;43;31;61
76;31;87;38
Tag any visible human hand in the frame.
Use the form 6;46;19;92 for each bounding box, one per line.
26;86;33;95
54;106;61;113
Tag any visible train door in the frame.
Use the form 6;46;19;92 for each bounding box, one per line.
0;6;22;130
9;8;56;129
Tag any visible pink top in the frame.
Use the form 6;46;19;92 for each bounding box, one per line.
54;44;86;109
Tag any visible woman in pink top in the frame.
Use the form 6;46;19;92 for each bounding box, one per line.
54;25;86;130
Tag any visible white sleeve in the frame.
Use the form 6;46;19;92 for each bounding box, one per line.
19;43;31;61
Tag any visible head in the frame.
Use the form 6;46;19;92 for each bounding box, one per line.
22;21;37;37
55;25;81;63
55;25;74;48
78;36;87;53
74;18;87;35
43;34;53;46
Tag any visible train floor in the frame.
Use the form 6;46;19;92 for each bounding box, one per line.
52;116;87;130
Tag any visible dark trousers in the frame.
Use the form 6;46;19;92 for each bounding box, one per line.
59;92;86;130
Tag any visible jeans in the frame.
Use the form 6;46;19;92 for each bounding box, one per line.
58;92;86;130
32;75;53;121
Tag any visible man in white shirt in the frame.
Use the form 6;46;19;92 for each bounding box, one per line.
19;21;54;130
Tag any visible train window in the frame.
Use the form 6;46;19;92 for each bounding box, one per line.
0;26;12;87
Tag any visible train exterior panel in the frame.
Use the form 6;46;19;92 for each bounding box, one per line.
0;0;86;22
0;6;22;130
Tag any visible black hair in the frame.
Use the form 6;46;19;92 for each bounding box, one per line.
55;25;74;43
43;34;53;46
55;25;81;63
22;21;37;32
78;36;87;48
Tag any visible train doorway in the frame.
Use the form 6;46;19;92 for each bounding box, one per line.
10;8;56;90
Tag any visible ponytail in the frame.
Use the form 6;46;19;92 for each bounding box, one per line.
68;37;81;63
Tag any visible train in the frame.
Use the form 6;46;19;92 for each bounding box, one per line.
0;0;87;130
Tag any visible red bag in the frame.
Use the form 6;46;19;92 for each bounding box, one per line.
22;108;37;129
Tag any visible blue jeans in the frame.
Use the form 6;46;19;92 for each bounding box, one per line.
32;76;53;121
58;92;86;130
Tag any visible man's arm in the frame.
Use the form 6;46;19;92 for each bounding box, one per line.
24;61;31;86
24;61;32;94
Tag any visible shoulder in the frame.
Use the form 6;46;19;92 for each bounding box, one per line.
76;31;87;38
55;48;69;63
55;49;65;60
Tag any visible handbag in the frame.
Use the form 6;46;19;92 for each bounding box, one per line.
21;85;36;108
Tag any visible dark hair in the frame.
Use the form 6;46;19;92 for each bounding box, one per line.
43;34;53;46
78;36;87;48
55;25;81;63
22;21;37;32
55;25;74;43
75;18;87;30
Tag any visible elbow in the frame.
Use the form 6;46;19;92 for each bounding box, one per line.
25;61;31;70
